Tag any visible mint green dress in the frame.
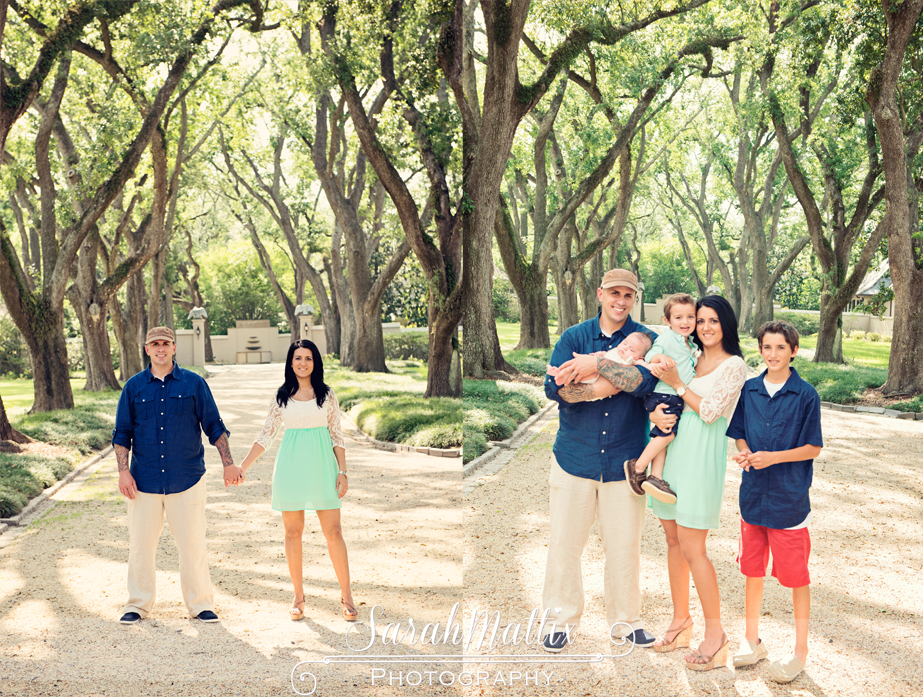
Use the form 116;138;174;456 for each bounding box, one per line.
253;392;346;512
650;356;748;529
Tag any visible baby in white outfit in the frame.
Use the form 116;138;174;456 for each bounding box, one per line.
546;331;654;390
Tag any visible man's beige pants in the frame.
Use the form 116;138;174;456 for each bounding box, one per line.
542;457;646;638
123;476;214;617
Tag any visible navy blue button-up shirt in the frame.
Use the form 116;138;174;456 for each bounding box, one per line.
545;314;659;482
112;362;229;495
727;368;823;529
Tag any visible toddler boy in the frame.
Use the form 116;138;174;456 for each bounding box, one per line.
623;293;699;504
726;320;823;683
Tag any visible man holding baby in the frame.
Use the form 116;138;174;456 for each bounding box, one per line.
541;268;676;652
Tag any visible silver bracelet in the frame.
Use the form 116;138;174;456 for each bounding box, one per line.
338;470;348;477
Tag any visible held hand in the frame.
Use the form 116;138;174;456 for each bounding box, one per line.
223;464;244;487
336;473;349;498
733;449;752;471
554;353;600;385
546;364;561;377
742;451;775;470
649;403;678;434
648;361;666;379
118;469;138;500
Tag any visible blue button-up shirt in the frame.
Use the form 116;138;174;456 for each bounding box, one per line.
727;369;823;529
112;362;229;495
545;314;659;482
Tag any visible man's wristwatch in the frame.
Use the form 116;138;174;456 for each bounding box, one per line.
338;470;348;477
677;384;687;397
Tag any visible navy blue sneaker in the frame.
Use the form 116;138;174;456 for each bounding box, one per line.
195;610;219;623
629;628;656;647
119;612;141;625
542;631;570;653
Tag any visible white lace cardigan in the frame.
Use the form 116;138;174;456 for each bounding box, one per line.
686;355;749;425
253;391;346;450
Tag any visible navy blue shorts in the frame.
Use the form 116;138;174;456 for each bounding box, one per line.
644;392;685;438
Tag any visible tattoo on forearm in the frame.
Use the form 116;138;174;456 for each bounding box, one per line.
558;383;600;403
115;445;130;472
215;434;234;467
596;356;643;391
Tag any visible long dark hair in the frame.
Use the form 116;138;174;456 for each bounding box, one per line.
694;295;743;358
276;340;330;408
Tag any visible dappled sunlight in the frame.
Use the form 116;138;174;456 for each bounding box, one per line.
465;409;923;695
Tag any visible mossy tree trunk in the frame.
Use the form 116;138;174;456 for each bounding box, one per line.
0;394;32;451
323;2;463;396
866;0;923;396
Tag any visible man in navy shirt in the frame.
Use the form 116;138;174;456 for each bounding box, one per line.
541;269;676;652
112;326;242;625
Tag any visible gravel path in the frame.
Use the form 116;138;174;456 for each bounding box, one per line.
0;364;461;696
463;407;923;696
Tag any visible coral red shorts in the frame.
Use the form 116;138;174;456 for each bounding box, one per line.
737;518;811;588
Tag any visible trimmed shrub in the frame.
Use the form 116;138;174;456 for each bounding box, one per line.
15;405;116;454
774;312;819;337
0;486;29;518
350;395;460;445
463;427;488;464
383;332;429;361
892;396;923;413
0;454;76;518
407;424;462;449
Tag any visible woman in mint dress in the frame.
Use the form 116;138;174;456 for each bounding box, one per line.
239;340;357;622
648;296;747;670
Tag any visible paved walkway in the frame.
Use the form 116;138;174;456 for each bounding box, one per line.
464;409;923;696
0;364;461;696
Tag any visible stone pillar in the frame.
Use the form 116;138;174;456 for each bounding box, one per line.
298;312;315;341
630;287;644;322
192;318;206;367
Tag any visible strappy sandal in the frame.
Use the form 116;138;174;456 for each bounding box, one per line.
685;634;729;671
653;617;693;653
340;597;358;622
290;596;305;621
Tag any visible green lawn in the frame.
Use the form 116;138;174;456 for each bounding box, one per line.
798;335;891;368
496;321;559;351
327;360;461;449
463;378;546;463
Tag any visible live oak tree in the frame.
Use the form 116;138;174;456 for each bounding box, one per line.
864;0;923;395
768;6;889;363
0;0;262;410
323;0;464;396
443;0;732;377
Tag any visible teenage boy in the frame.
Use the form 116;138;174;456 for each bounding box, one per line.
624;292;699;504
726;320;823;683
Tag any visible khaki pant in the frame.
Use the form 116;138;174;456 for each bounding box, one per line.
542;457;646;638
123;476;214;617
